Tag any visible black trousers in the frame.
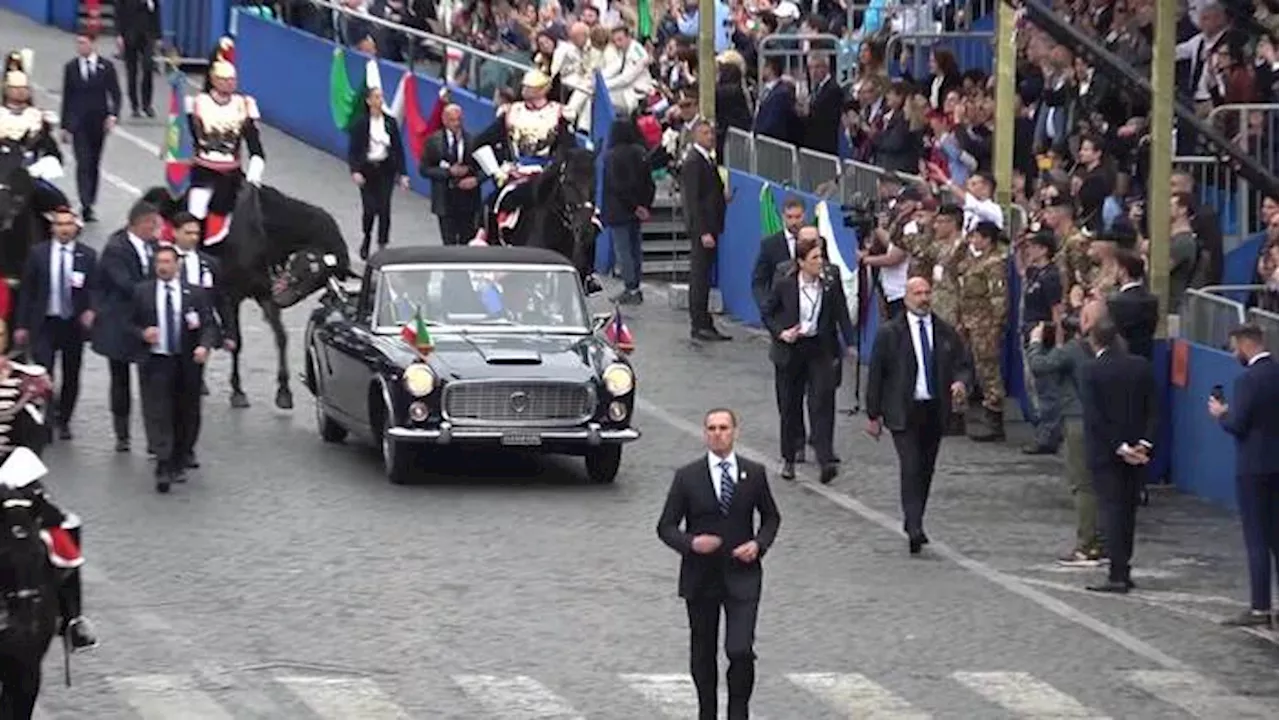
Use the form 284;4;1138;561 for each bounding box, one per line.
359;160;395;249
122;35;156;111
72;125;106;209
438;213;478;246
1094;463;1143;583
139;354;202;470
773;366;806;456
890;400;944;538
686;593;759;720
32;318;85;426
777;340;836;464
687;234;716;331
107;359;135;421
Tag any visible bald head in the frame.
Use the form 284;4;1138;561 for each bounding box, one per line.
442;103;463;130
1080;298;1107;334
569;21;588;45
905;276;933;315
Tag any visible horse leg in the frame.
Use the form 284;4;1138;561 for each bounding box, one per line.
227;297;250;409
2;658;42;720
259;298;293;410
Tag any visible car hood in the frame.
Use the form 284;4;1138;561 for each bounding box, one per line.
374;332;604;382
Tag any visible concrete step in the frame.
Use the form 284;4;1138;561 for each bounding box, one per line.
640;238;690;255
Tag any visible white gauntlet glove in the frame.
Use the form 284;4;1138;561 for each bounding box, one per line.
246;156;265;186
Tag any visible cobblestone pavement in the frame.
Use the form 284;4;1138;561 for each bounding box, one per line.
4;13;1276;719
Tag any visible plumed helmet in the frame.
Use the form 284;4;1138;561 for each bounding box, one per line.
4;51;23;73
3;70;28;90
210;60;237;80
3;49;33;88
522;69;550;89
215;36;236;65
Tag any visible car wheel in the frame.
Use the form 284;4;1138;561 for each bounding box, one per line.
381;408;415;485
310;352;347;443
584;445;622;484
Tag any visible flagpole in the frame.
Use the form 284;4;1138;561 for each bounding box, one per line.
697;0;716;122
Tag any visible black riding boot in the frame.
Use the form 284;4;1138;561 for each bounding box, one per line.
57;527;97;651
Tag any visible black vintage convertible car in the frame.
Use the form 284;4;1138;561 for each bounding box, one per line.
302;245;641;484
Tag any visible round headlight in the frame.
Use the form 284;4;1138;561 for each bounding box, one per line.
602;363;634;396
403;364;436;397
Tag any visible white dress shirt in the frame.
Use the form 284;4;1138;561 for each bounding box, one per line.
127;231;150;274
1248;352;1271;367
154;279;182;355
367;116;391;163
798;273;823;337
79;54;98;81
707;451;738;499
908;312;935;400
47;241;76;318
179;250;203;286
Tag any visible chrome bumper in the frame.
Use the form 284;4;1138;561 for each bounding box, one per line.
386;421;640;446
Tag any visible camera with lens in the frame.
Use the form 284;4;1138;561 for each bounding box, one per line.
841;192;879;238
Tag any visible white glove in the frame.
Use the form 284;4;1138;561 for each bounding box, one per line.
246;156;265;186
26;156;63;181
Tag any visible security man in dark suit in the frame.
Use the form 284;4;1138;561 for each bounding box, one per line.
1209;323;1278;627
1080;319;1155;594
131;245;217;492
58;31;121;222
13;207;97;440
92;199;158;452
420;103;482;247
1106;249;1158;361
680;117;730;342
762;230;856;483
113;0;162;117
866;276;972;555
752;196;807;459
170;211;227;433
657;408;781;720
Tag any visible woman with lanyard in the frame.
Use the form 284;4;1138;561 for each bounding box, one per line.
762;230;857;484
347;84;408;260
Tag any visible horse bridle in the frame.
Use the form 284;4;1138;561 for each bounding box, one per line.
552;163;596;236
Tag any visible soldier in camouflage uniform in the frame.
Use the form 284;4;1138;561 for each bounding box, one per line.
926;205;969;435
956;221;1009;441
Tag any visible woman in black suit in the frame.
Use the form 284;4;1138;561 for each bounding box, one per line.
347;87;408;259
762;231;856;484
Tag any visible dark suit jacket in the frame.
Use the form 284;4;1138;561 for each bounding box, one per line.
129;279;219;356
347;112;407;177
803;77;843;155
1107;285;1158;359
601;141;655;227
59;56;122;134
1080;349;1155;473
176;249;228;345
866;311;972;432
871;110;917;175
751;231;793;312
679;148;726;240
1219;354;1279;476
753;81;798;144
762;266;856;366
418;127;481;218
657;455;781;600
16;241;98;338
114;0;162;42
92;230;152;361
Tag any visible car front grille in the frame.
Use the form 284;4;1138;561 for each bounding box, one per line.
443;381;595;426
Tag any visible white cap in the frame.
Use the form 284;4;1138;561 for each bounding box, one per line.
0;447;48;490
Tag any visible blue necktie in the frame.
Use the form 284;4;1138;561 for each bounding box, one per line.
918;316;936;397
55;247;73;319
718;460;735;516
165;284;180;355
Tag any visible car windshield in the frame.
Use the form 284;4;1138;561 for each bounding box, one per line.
374;265;589;332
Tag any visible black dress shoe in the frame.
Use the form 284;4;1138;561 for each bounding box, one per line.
819;463;838;484
143;107;156;118
81;207;96;222
115;437;130;452
131;108;141;118
691;328;721;341
184;454;200;469
780;461;795;480
58;425;72;440
795;448;806;464
171;467;188;485
909;537;924;555
1086;581;1130;594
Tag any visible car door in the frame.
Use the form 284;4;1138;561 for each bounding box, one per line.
327;270;382;427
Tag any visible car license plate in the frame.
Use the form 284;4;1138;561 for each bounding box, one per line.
501;430;543;446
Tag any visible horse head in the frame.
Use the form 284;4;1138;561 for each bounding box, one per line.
0;140;35;235
251;185;353;308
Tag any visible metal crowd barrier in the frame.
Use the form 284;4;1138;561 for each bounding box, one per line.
845;0;997;45
1248;307;1280;357
1180;285;1262;350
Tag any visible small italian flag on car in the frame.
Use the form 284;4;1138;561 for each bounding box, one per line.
401;308;434;354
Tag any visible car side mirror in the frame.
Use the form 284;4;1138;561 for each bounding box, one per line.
591;312;613;333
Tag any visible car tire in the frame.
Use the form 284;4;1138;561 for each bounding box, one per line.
585;445;622;484
381;408;415;485
310;351;347;443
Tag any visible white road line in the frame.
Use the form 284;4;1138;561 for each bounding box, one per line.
786;672;931;719
452;675;585;719
951;672;1107;718
1125;670;1276;718
635;398;1194;672
619;674;708;719
109;674;236;720
276;675;411;720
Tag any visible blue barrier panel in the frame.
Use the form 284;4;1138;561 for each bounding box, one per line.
0;0;50;24
721;171;765;326
1148;339;1173;484
1222;232;1268;302
162;0;231;61
49;0;77;30
1169;342;1243;510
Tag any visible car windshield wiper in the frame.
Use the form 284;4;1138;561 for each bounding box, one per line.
473;317;516;325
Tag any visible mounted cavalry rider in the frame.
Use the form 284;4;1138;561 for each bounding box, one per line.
185;56;265;245
1;51;70;219
0;324;97;651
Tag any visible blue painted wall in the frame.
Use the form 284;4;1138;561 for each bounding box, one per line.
0;0;50;24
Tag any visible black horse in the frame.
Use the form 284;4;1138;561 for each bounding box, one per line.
143;182;352;410
0;141;41;302
0;482;59;720
487;146;600;287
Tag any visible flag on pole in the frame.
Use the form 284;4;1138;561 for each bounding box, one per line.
605;308;635;352
399;307;434;353
816;200;860;325
163;67;193;198
637;0;653;39
329;47;357;131
387;74;446;166
759;183;784;236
